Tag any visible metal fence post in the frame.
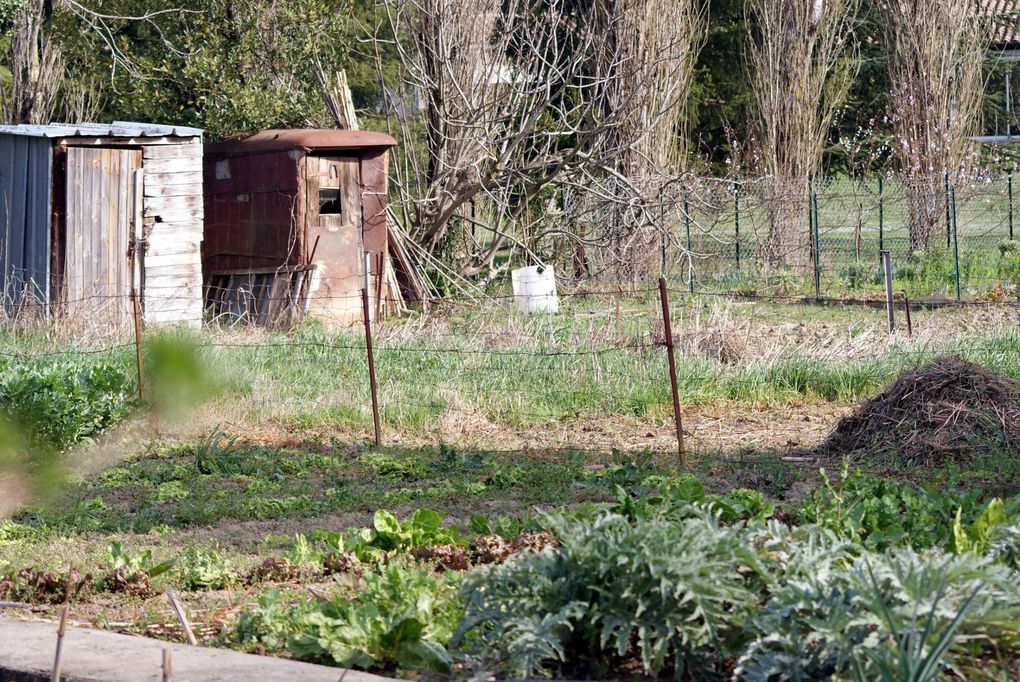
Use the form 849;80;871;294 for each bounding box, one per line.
881;250;894;335
878;175;885;253
659;200;667;275
950;184;961;302
658;277;687;469
362;254;382;447
945;172;952;249
1009;170;1014;241
734;180;741;272
812;190;821;299
683;193;694;294
902;291;913;337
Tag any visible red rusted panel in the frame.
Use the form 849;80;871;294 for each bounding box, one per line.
361;149;389;264
203;149;303;276
359;149;389;194
362;193;387;254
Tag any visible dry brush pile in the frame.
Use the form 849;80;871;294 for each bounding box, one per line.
817;355;1020;465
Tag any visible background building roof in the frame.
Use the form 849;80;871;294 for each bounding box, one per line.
0;121;203;139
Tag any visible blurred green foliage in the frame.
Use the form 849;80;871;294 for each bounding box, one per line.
143;330;223;420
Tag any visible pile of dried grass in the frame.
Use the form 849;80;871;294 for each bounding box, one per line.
816;356;1020;465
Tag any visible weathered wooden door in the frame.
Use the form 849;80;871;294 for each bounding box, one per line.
64;147;141;324
304;155;363;324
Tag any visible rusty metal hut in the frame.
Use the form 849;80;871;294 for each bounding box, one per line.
202;129;398;326
0;122;205;327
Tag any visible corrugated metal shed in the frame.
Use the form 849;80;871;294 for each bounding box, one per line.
1;121;205;325
0;121;205;139
0;135;52;309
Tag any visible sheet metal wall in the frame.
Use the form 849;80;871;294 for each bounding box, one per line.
0;135;52;310
202;149;304;275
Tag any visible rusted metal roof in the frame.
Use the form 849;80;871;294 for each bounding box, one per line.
208;129;396;156
0;121;203;139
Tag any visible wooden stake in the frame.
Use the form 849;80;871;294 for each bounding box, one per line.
51;606;68;682
164;590;197;646
162;647;172;682
362;287;382;447
658;277;687;468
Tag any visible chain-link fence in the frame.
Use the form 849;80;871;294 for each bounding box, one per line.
664;172;1019;301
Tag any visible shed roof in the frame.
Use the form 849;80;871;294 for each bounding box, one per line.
980;0;1020;47
208;129;396;156
0;121;203;139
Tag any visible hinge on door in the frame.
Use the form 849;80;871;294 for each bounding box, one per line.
127;237;149;261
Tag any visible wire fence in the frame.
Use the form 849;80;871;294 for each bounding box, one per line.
4;281;1020;474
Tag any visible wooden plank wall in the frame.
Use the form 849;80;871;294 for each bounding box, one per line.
64;147;138;324
142;140;203;326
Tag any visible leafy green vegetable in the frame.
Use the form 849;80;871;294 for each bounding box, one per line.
176;548;237;591
0;359;132;449
798;464;997;551
107;541;175;578
456;511;761;678
236;563;460;672
952;498;1008;555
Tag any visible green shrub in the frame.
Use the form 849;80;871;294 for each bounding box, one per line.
0;359;133;449
455;512;761;678
796;464;1012;552
736;550;1020;681
841;262;871;290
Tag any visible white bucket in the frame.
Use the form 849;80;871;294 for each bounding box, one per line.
511;265;559;313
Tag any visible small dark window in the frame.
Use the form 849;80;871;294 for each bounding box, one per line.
319;188;341;215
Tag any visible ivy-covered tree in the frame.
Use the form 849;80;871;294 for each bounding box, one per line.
45;0;353;138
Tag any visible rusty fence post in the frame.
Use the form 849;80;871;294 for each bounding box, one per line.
657;277;687;469
362;283;382;448
902;291;913;337
132;287;145;401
